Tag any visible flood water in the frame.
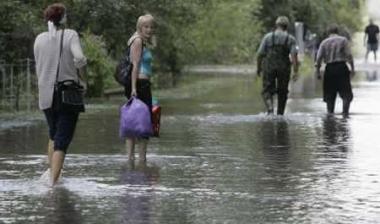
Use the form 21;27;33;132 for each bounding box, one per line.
1;71;380;223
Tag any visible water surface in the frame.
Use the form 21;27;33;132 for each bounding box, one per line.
1;72;380;223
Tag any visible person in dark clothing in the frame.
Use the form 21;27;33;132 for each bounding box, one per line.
315;24;355;117
256;16;299;115
364;19;379;62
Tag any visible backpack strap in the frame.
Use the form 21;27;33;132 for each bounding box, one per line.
284;33;289;46
126;36;144;60
272;31;289;47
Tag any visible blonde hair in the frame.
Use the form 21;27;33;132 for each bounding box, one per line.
128;14;155;46
136;14;154;32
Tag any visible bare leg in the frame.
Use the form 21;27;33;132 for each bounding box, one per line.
342;99;350;117
47;139;54;168
137;159;147;170
374;51;377;62
126;138;136;160
365;49;370;62
50;150;65;186
138;138;148;162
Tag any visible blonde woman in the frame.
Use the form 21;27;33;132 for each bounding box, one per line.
125;14;155;161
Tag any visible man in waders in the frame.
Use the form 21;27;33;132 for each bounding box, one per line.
315;24;355;116
256;16;299;115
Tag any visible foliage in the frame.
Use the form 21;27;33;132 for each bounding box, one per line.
0;1;40;61
139;0;211;73
81;31;115;97
183;0;262;64
256;0;363;36
0;0;365;96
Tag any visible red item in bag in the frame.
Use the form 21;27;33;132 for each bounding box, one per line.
152;105;161;137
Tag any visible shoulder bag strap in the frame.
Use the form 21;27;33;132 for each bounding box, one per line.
55;29;65;84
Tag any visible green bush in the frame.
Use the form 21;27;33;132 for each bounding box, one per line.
81;31;116;97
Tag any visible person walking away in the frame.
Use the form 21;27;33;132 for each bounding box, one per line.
364;19;379;62
256;16;299;115
34;3;87;186
315;24;355;116
124;14;155;161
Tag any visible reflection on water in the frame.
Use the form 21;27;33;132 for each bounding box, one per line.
43;187;82;224
119;161;159;224
258;119;291;171
365;70;378;82
1;73;380;223
322;115;351;153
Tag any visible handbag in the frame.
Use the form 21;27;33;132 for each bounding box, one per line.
119;97;153;138
54;80;85;112
53;29;85;113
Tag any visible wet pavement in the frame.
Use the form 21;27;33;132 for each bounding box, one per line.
1;71;380;223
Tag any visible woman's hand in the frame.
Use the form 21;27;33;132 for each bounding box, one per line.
350;70;355;78
131;88;137;97
315;69;322;80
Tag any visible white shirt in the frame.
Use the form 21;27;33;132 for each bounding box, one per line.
34;29;87;110
316;34;352;66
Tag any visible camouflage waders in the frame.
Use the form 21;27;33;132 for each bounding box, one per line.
262;32;291;115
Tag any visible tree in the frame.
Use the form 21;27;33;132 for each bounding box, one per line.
0;1;40;62
183;0;262;64
256;0;363;35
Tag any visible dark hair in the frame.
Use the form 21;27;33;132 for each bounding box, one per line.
44;3;66;26
327;24;339;35
275;16;289;30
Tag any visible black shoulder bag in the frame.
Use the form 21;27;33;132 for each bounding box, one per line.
53;29;85;113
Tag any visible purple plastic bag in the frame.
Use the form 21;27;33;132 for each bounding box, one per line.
119;97;153;138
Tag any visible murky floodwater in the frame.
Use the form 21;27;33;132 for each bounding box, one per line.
1;71;380;223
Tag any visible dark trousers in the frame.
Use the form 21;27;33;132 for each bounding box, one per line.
43;108;79;153
124;79;153;139
125;79;152;117
262;67;291;114
323;62;353;103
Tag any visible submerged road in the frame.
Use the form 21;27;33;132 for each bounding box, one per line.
1;67;380;223
1;1;380;223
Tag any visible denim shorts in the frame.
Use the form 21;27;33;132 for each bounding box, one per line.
43;108;79;153
367;43;378;51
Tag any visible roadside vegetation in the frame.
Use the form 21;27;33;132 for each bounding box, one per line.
0;0;364;97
